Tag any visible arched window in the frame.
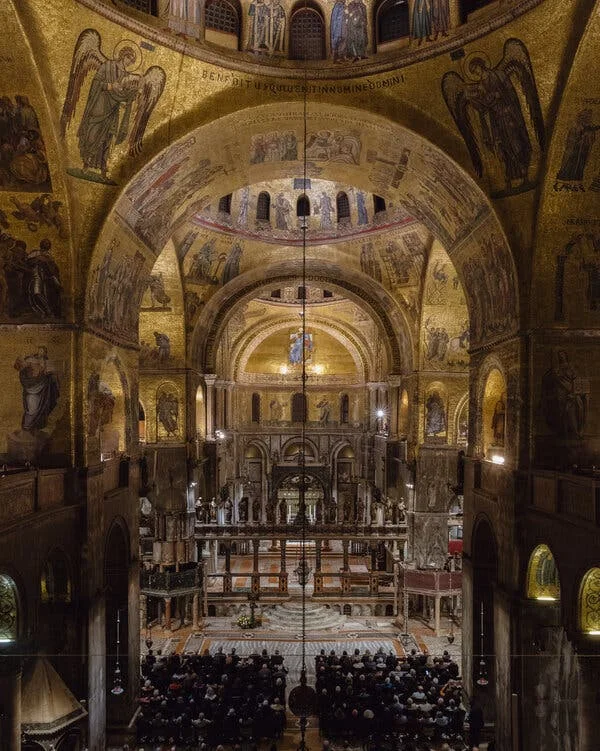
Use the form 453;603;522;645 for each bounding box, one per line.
579;568;600;634
205;0;240;36
218;194;232;214
0;574;19;642
297;194;310;218
373;195;386;214
340;393;349;424
121;0;157;15
251;393;261;423
257;191;271;222
289;7;326;60
376;0;409;45
41;549;72;604
526;545;560;601
336;192;350;223
291;392;307;423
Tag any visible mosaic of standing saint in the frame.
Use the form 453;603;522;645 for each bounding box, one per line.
61;29;166;184
442;39;544;197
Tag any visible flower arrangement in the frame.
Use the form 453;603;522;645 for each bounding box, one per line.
237;613;261;629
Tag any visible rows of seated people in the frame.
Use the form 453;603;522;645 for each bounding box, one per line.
315;647;465;749
137;646;287;749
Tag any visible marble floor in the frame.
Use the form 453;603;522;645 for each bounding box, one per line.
142;611;461;689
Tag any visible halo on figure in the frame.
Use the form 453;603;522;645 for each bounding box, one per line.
463;51;491;81
113;40;142;72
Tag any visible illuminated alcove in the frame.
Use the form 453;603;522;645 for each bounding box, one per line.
526;544;560;602
0;573;19;643
579;568;600;635
482;368;507;461
98;361;127;460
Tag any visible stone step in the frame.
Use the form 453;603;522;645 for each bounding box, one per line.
266;601;346;632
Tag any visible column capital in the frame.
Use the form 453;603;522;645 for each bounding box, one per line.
387;375;402;388
203;374;217;386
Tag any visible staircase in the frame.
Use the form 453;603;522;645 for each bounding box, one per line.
266;599;346;632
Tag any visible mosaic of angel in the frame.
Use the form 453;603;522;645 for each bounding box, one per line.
442;39;544;196
60;29;166;184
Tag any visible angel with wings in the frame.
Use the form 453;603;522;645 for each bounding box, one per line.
60;29;166;183
442;39;545;196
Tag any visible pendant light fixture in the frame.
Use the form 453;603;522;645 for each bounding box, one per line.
288;51;316;750
111;608;124;696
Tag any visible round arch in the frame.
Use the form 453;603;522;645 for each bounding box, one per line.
473;354;509;460
85;102;519;357
192;262;413;374
280;435;319;461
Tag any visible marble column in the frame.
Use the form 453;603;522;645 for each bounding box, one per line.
192;592;200;628
140;593;148;635
224;543;232;574
387;375;401;438
367;383;378;431
164;597;172;631
434;594;441;637
203;374;217;440
315;540;322;572
342;539;349;572
225;382;234;429
215;380;225;431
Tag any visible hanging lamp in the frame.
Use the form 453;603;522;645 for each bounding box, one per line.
288;53;316;750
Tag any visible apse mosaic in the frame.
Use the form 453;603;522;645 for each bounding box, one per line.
105;0;548;74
